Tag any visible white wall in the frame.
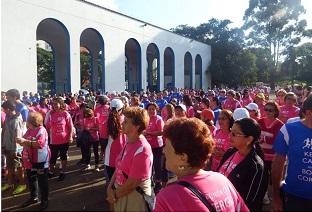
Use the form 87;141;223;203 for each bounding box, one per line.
1;0;211;94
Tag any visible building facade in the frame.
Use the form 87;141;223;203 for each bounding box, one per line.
1;0;211;94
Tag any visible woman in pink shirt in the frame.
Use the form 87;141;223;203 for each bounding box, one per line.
106;107;153;211
104;99;126;180
94;95;110;161
80;108;100;171
182;94;195;118
155;118;248;212
222;90;242;112
275;89;287;106
211;109;234;171
45;97;74;181
16;112;50;210
144;102;165;194
279;92;300;123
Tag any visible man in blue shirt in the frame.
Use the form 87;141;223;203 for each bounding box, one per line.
272;95;312;211
6;89;29;123
155;92;168;111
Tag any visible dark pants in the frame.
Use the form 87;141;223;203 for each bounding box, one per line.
84;140;99;165
105;166;115;181
152;147;163;182
26;168;49;201
99;138;108;154
282;190;312;211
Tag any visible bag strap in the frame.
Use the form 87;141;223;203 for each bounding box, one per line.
177;181;216;212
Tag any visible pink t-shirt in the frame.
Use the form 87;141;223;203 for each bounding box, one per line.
241;97;253;107
218;152;245;177
94;104;110;139
22;126;50;169
115;136;153;185
186;106;195;118
81;116;99;141
279;105;300;123
104;134;126;167
154;171;249;212
1;111;6;127
35;105;50;121
211;129;231;171
222;99;241;112
45;110;73;145
145;115;164;148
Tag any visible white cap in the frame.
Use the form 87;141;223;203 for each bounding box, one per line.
176;104;187;112
110;99;124;111
245;103;259;111
233;108;250;121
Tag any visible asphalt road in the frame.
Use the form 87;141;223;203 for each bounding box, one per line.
2;144;110;211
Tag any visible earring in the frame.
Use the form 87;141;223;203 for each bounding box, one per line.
178;166;185;170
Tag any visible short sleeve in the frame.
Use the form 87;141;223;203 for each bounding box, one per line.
128;146;152;180
273;125;288;156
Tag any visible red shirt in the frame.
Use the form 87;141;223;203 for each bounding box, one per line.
258;118;284;161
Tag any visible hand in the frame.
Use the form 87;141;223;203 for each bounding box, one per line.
16;137;26;145
106;186;117;204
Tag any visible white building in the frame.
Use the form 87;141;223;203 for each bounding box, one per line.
1;0;211;94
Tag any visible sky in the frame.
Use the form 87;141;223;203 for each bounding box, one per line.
88;0;312;30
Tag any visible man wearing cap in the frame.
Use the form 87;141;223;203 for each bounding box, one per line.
175;104;187;118
272;95;312;211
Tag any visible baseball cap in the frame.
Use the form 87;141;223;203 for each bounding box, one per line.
256;92;265;100
233;108;250;121
245;103;259;111
175;104;186;112
110;99;124;111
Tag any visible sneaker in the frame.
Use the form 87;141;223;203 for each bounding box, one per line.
82;164;91;171
40;200;48;211
1;183;12;192
12;184;27;195
48;171;55;178
57;173;66;181
95;165;100;172
21;197;39;208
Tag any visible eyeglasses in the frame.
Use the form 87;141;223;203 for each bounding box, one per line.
264;108;275;112
230;132;246;137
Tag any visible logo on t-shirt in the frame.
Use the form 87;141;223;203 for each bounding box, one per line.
303;138;312;150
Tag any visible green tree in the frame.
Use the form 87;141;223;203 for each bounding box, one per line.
37;47;54;91
80;51;91;88
243;0;311;86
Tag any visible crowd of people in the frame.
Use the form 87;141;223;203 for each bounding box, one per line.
1;85;312;211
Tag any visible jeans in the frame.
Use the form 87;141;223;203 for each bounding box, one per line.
26;168;49;201
84;141;99;165
152;147;163;182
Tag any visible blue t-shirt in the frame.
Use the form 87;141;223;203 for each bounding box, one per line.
273;121;312;199
155;99;168;110
16;102;29;122
213;108;222;125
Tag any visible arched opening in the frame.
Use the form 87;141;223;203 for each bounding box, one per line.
125;38;142;92
184;52;193;89
195;54;202;89
36;40;54;95
36;18;70;94
164;47;175;90
146;43;160;92
80;28;105;92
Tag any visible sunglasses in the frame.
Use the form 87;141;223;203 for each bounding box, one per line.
264;108;275;112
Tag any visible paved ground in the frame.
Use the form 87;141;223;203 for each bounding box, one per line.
2;144;110;211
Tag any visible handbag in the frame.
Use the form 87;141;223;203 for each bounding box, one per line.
177;181;216;212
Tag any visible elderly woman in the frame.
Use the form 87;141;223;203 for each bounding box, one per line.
106;107;154;211
279;92;300;123
155;118;248;211
16;112;50;210
217;118;268;211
